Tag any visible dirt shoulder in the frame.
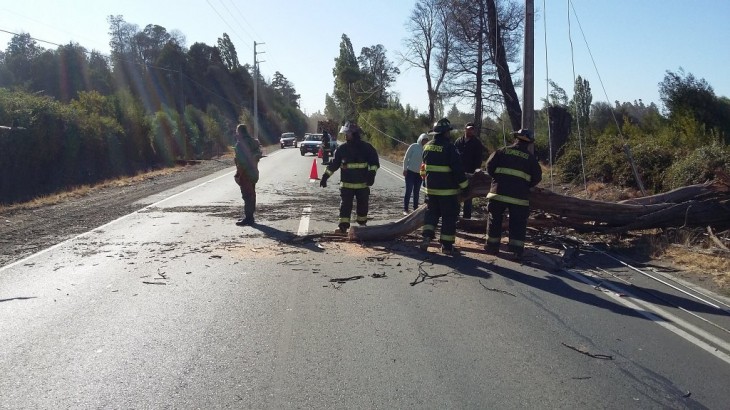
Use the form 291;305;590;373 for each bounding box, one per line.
0;157;234;267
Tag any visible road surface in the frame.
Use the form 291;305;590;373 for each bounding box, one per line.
2;147;729;408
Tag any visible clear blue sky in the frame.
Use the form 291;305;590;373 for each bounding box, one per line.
1;1;729;117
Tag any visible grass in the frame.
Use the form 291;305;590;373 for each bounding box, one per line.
0;165;193;213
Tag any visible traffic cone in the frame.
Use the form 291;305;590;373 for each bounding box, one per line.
309;158;319;180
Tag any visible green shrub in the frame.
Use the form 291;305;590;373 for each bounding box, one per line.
664;143;730;189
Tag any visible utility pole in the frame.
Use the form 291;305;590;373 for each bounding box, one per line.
522;0;534;132
253;41;265;141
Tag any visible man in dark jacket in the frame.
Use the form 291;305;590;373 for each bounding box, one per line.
454;122;486;219
484;128;542;258
233;123;263;226
320;121;379;234
419;118;469;255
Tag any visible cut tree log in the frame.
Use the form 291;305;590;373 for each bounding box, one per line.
349;170;730;242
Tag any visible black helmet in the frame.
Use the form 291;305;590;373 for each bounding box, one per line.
429;118;453;135
512;128;534;142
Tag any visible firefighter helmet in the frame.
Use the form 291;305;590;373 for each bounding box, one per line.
513;128;534;142
429;118;453;135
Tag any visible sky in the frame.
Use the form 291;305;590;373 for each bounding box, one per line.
1;0;729;119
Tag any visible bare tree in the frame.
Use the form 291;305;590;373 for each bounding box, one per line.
447;0;524;131
399;0;452;124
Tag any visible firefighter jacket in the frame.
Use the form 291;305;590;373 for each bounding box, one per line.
485;142;542;206
420;133;469;196
323;138;379;189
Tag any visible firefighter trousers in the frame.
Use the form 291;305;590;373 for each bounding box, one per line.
486;200;529;253
339;187;369;229
422;194;459;247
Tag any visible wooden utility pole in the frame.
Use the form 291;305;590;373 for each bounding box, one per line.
522;0;534;132
253;41;265;140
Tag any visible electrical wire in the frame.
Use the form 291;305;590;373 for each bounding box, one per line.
542;0;554;190
566;0;588;196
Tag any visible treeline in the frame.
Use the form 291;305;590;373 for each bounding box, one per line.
0;16;307;204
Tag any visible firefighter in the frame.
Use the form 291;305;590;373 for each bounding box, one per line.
419;118;469;255
484;128;542;258
319;121;379;234
321;130;332;164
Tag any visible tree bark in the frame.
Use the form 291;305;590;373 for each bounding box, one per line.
349;170;730;241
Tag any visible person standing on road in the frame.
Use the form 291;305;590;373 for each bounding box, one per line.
233;123;263;226
402;133;429;215
484;128;542;258
454;122;486;219
321;130;332;165
420;118;469;255
319;121;380;234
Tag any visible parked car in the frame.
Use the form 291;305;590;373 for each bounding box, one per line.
299;133;322;156
280;132;297;148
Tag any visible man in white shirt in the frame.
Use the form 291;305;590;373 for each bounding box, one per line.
402;133;429;215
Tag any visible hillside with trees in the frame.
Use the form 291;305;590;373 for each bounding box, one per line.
0;16;307;204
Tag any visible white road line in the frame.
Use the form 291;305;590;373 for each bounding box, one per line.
297;206;312;236
562;267;730;365
379;165;405;181
0;170;234;273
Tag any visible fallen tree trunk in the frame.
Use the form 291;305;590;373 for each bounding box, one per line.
350;170;730;241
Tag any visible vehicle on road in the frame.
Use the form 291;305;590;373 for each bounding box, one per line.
300;133;323;156
280;132;297;148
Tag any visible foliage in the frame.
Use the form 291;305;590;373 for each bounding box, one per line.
664;143;730;189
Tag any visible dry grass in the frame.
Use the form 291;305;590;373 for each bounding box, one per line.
0;166;188;213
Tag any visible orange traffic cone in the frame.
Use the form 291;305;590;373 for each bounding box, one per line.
309;158;319;180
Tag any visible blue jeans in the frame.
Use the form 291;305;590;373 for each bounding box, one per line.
404;170;422;211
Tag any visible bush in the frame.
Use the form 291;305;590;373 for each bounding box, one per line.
664;143;730;189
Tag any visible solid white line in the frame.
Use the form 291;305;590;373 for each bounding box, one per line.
0;170;235;273
297;206;312;236
562;267;730;365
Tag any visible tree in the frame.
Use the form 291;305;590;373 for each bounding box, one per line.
446;0;524;131
400;0;453;123
357;44;400;110
659;68;729;139
332;34;362;121
572;75;592;140
271;71;300;108
4;33;42;86
217;33;239;71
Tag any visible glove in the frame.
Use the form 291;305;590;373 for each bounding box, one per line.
319;177;328;188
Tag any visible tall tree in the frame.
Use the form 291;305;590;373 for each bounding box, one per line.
217;33;239;71
572;75;592;140
447;0;523;131
659;68;729;138
400;0;452;123
271;71;300;108
357;44;400;110
4;33;42;86
332;34;362;121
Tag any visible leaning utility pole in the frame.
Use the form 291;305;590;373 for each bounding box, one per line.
253;41;265;140
522;0;534;132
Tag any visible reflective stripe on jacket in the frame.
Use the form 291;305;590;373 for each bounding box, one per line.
421;134;468;196
485;142;542;206
324;139;379;189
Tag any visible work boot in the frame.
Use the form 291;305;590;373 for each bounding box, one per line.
441;245;459;256
419;236;431;251
484;245;500;256
235;217;254;226
336;224;349;234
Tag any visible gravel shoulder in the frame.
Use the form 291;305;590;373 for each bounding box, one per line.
0;157;234;267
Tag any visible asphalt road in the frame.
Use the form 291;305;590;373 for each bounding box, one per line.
1;147;729;409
